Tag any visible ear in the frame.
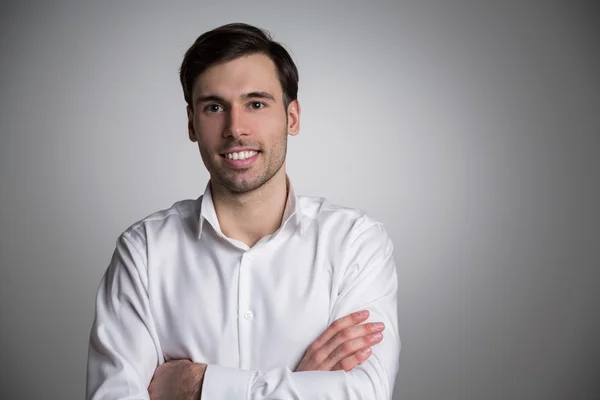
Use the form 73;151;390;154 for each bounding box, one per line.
187;106;197;142
286;100;300;136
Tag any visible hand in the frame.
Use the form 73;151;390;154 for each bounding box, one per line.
148;359;206;400
295;310;385;372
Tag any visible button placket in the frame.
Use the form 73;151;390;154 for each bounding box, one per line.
237;252;254;369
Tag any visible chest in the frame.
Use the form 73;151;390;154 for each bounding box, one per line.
147;233;339;370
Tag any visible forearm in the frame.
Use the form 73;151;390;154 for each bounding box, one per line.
201;351;397;400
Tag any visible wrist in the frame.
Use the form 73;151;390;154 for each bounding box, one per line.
190;363;207;399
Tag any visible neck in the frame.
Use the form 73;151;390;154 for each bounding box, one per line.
211;168;289;247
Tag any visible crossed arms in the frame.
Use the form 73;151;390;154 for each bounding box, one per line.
86;222;400;399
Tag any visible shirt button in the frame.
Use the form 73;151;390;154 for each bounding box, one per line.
244;311;254;320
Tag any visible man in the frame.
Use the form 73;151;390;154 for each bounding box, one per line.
86;23;400;399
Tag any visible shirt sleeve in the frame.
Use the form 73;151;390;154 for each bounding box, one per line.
200;219;401;399
86;233;162;400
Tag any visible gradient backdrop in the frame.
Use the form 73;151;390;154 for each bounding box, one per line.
1;1;598;399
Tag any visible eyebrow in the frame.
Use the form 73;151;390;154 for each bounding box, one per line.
194;91;276;105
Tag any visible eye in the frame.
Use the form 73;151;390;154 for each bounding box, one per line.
203;104;224;113
249;101;266;110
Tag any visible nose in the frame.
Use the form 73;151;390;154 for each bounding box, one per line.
224;106;250;139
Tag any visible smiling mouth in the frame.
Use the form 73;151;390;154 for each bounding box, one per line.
220;150;260;160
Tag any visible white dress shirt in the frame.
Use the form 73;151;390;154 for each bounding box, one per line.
86;179;401;399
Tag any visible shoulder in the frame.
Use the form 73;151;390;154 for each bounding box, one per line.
118;197;201;248
297;195;392;250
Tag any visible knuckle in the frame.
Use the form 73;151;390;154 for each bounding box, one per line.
329;347;342;362
339;329;352;341
313;349;327;364
329;321;340;332
332;318;346;330
340;342;353;354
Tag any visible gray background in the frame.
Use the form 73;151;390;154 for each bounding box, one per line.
1;1;598;399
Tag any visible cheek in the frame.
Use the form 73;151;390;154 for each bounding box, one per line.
197;115;222;130
195;117;224;145
249;111;286;135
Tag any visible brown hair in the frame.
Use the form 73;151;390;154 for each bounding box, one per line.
179;23;299;109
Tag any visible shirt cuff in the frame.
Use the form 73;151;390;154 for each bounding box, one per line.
201;364;254;399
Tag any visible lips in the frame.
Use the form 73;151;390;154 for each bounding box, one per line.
221;150;259;160
221;151;260;169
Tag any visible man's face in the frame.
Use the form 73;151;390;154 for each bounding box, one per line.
187;53;300;194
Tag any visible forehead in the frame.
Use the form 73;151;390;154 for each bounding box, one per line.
193;53;282;98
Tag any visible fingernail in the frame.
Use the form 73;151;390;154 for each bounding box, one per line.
372;332;383;340
374;322;384;329
362;347;372;354
359;310;369;317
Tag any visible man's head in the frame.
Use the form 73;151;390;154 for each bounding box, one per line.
180;23;300;194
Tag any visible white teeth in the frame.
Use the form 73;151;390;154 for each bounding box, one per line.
225;150;257;160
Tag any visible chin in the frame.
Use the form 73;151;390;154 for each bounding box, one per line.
215;174;263;194
225;181;261;194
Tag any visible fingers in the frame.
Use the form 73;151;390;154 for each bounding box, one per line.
332;347;372;372
314;321;385;367
318;329;384;370
295;310;385;373
309;310;370;352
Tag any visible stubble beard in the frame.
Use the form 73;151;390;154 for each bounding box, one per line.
202;130;288;194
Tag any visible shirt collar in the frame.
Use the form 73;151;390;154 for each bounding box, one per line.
197;176;304;239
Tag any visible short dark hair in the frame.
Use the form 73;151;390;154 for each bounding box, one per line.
179;23;299;109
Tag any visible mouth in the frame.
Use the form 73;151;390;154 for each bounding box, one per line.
220;150;260;161
220;150;261;169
